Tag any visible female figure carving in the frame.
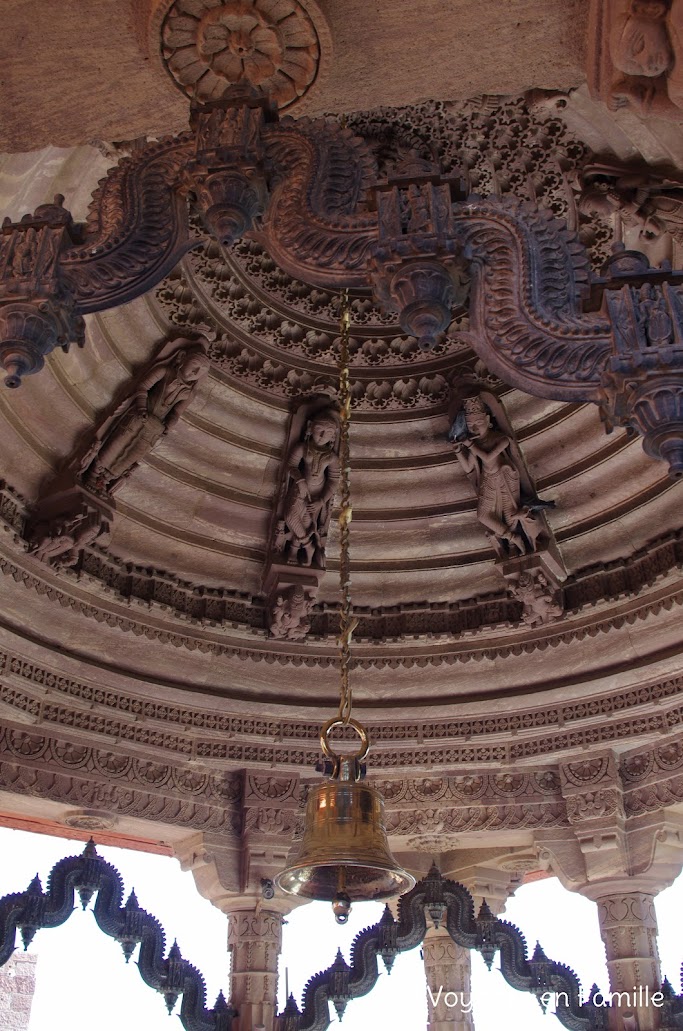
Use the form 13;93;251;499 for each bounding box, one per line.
275;408;340;568
450;395;545;558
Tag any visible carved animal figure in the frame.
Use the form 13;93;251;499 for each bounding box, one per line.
80;340;210;492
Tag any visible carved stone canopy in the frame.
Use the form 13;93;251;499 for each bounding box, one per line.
1;18;683;981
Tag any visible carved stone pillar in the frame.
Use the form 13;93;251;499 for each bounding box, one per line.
226;906;285;1031
423;926;474;1031
594;892;661;1031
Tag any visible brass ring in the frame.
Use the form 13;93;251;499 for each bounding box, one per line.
320;717;370;763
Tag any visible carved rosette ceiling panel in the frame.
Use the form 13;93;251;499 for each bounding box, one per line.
157;0;331;110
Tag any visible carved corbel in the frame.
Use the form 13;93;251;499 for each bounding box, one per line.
0;196;85;387
262;398;340;640
369;171;469;350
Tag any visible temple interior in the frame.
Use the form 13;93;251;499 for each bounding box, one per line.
1;2;683;1029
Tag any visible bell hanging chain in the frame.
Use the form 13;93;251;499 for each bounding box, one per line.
337;289;357;727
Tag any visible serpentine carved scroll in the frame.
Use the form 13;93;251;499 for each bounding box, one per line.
0;840;236;1029
4;91;683;475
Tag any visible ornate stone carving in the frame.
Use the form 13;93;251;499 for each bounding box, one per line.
187;93;273;246
263;399;340;639
80;337;210;493
160;0;328;110
596;892;661;1031
508;571;564;626
273;405;339;569
601;279;683;477
423;927;474;1031
588;0;683;120
578;161;683;261
30;505;111;569
369;170;469;350
269;584;315;641
449;393;551;559
0;196;84;386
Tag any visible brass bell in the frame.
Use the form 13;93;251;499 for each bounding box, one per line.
276;718;414;923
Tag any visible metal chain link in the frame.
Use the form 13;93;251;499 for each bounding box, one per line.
337;289;357;726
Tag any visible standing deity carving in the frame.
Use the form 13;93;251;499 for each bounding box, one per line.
80;338;210;493
274;407;340;569
449;395;548;559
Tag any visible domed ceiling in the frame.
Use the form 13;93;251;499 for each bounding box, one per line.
0;88;681;780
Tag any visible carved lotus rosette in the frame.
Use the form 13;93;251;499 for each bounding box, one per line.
158;0;331;110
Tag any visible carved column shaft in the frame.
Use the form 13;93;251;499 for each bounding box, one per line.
596;892;661;1031
422;927;474;1031
228;908;284;1031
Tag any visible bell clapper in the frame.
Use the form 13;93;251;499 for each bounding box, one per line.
332;866;351;924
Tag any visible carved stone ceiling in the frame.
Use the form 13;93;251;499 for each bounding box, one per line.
0;0;682;795
0;87;681;778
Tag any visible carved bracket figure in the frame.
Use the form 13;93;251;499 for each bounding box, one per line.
269;584;316;641
449;391;556;560
448;384;567;622
2;91;683;481
508;570;564;627
79;336;210;494
263;399;340;640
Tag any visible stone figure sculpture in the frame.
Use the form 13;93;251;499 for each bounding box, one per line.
274;408;340;568
608;0;683;114
31;509;110;568
449;395;549;559
80;339;210;492
578;162;683;259
509;572;564;626
269;584;313;641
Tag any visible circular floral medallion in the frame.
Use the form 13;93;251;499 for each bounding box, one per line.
160;0;329;109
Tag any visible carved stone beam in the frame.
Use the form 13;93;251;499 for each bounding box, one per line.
0;95;274;387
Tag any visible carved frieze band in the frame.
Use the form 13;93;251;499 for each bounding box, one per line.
2;479;683;661
0;643;682;768
2;723;683;842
